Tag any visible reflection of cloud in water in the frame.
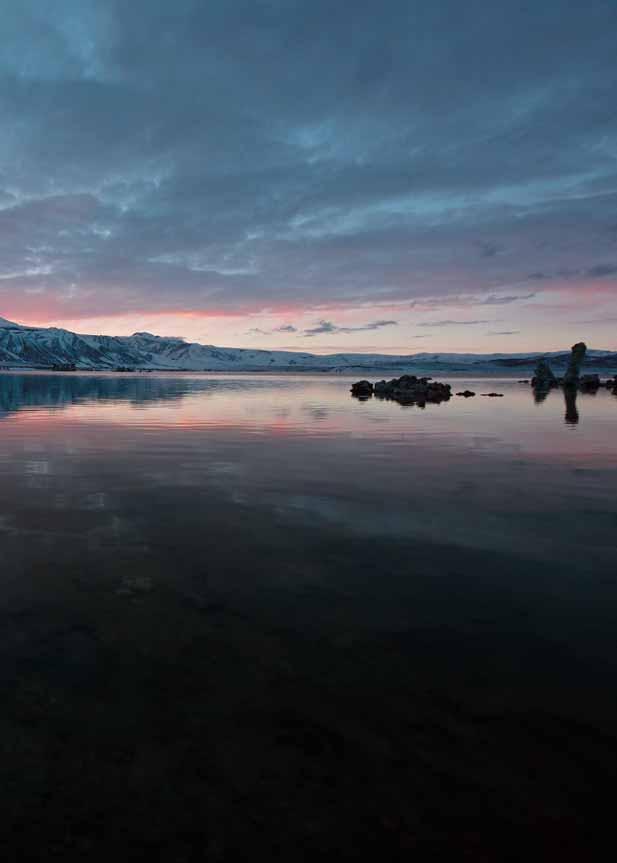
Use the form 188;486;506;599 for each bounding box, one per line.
1;374;615;465
0;372;285;419
303;404;330;422
207;462;244;477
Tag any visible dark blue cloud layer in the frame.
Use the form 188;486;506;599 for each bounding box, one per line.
0;0;616;321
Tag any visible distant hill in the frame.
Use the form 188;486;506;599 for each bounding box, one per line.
0;316;615;373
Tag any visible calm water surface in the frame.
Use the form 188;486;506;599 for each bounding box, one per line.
2;372;616;858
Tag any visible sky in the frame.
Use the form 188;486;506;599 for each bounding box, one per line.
0;0;616;355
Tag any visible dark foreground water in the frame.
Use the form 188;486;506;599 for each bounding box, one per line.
1;372;616;860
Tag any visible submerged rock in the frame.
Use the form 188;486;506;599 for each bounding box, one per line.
456;390;476;397
481;392;504;397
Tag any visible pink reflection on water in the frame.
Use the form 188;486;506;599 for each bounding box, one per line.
2;374;616;468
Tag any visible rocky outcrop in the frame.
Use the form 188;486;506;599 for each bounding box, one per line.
529;343;615;394
603;376;617;393
456;390;476;397
350;380;373;398
563;342;587;387
531;358;557;391
352;375;451;405
481;392;504;397
579;374;600;392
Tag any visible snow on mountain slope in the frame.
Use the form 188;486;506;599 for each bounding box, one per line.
0;316;615;372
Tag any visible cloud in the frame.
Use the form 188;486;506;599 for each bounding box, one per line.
416;320;492;327
246;323;298;336
488;330;521;335
480;293;535;305
476;241;502;258
569;316;617;325
303;319;398;337
410;291;536;310
587;264;617;278
0;0;615;343
527;264;617;282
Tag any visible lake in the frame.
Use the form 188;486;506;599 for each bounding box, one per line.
2;372;616;859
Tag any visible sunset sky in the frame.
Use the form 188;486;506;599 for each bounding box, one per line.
1;0;616;354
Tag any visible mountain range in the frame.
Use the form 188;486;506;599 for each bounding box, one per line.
1;316;616;374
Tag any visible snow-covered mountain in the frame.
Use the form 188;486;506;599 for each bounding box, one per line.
0;316;615;373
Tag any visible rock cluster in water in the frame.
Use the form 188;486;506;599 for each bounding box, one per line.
530;343;617;395
351;375;452;405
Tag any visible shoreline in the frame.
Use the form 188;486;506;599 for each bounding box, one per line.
2;366;617;378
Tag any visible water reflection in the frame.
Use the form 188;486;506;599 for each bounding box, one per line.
1;372;616;464
0;371;241;418
1;370;617;857
564;387;579;425
532;379;610;425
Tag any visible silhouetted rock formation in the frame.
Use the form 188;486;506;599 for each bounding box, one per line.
350;380;373;399
481;392;504;397
529;343;611;396
579;374;600;392
456;390;476;397
352;375;451;405
531;358;557;391
563;342;587;388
